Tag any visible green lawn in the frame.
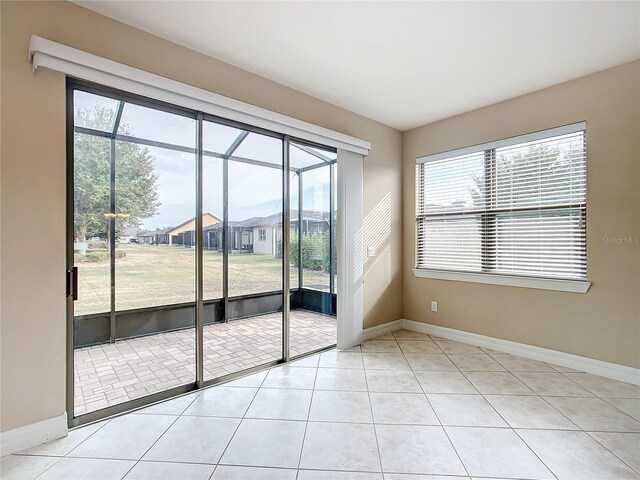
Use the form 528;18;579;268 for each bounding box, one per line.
75;244;330;316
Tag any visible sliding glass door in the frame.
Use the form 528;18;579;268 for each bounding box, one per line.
68;80;336;426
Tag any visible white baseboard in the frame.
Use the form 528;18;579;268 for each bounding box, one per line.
366;319;639;386
362;319;403;342
1;412;68;457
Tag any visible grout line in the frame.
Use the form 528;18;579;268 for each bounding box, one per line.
363;346;386;475
433;337;561;480
583;430;640;476
295;358;320;478
396;333;471;478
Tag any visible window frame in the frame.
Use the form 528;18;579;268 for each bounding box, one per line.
414;123;591;294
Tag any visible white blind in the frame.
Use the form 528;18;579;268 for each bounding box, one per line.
416;124;587;280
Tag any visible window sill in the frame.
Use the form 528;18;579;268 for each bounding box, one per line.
412;269;591;293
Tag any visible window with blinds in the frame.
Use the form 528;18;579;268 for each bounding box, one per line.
415;123;587;280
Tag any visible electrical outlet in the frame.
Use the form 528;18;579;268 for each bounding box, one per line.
367;246;375;257
431;301;438;312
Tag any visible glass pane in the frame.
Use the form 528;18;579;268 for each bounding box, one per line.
115;142;197;310
203;151;223;301
232;132;282;165
301;165;331;292
204;126;283;382
290;171;299;290
203;121;245;155
228;157;283;296
118;102;196;148
289;147;336;357
419;152;485;214
73;132;111;316
74;91;120;133
73;90;197;417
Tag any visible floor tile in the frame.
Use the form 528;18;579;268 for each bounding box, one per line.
589;432;640;472
211;465;297;479
403;354;457;371
375;425;466;475
314;368;368;391
369;392;438;425
564;373;640;398
18;421;107;456
545;396;640;432
463;372;534;394
183;386;257;417
137;392;200;415
361;339;402;353
363;353;410;370
604;397;640;421
300;422;381;472
392;330;431;341
432;340;483;354
0;455;60;480
446;426;553;479
485;395;579;430
124;461;215;479
68;414;175;460
221;419;306;468
413;371;477;394
518;429;640;479
245;388;313;421
318;351;364;369
37;457;135;480
224;370;268;387
447;353;505;372
396;340;441;354
428;394;507;427
262;366;317;389
309;390;372;423
366;370;423;393
143;416;239;464
289;354;320;368
491;354;556;372
299;470;382;480
514;372;594;396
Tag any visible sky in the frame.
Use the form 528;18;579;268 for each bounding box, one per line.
75;90;335;230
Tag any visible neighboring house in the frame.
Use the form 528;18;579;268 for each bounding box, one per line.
201;210;329;256
137;213;221;246
119;226;140;244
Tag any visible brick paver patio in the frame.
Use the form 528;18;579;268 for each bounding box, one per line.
74;309;336;415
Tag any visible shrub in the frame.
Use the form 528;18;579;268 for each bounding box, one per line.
290;232;332;272
87;241;108;250
85;250;108;262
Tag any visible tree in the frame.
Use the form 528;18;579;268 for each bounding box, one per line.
74;107;159;243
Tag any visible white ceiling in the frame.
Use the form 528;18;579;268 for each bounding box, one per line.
75;1;640;131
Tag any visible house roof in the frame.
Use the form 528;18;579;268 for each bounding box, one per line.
203;210;329;231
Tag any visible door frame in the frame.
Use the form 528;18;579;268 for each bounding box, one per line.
65;79;342;427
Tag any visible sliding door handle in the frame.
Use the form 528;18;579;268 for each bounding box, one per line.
67;267;78;300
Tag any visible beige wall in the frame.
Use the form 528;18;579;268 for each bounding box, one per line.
0;1;403;431
403;61;640;369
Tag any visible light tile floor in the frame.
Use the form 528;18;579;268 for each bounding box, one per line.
4;329;640;480
74;310;336;414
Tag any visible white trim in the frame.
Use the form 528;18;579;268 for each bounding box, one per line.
361;319;403;342
28;36;370;156
336;149;364;349
0;412;68;457
417;121;586;164
412;269;591;293
400;319;640;386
